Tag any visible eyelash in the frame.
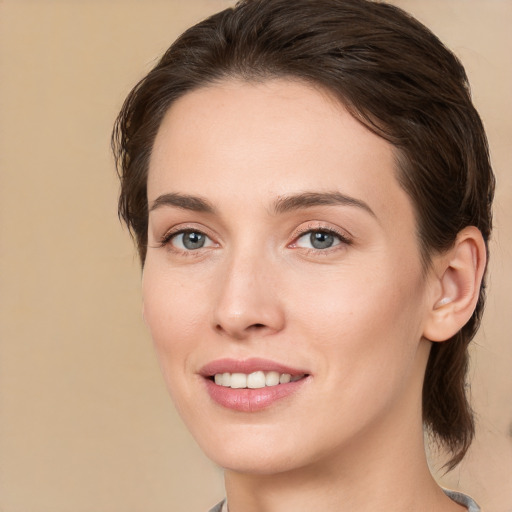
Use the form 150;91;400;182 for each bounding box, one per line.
157;224;352;255
291;225;353;252
158;227;213;249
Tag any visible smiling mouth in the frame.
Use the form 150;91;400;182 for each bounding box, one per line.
202;360;310;411
210;371;307;389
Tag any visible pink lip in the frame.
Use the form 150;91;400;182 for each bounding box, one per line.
199;358;310;413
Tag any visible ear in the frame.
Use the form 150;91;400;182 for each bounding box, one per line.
423;226;487;342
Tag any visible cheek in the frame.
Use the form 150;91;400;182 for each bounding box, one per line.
289;259;427;377
290;275;426;442
291;259;422;329
142;265;208;417
142;263;206;363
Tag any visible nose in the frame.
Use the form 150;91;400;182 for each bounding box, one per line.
212;249;285;340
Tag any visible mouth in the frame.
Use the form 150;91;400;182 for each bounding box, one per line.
200;358;310;412
209;371;306;389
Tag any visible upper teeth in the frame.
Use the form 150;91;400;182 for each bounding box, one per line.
213;371;304;389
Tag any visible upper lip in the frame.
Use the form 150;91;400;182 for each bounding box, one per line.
199;357;309;377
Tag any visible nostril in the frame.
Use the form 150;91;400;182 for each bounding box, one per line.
215;323;267;335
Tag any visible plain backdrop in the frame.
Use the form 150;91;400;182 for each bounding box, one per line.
0;1;511;511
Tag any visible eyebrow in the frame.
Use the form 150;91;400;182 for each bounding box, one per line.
149;191;376;218
149;193;215;213
273;191;376;217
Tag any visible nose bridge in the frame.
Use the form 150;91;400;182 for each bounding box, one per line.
212;240;284;338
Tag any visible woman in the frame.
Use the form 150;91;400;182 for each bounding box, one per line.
112;0;495;510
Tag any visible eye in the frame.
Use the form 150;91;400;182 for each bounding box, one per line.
294;229;349;250
168;230;215;251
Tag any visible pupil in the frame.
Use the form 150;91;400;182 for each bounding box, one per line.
183;232;205;249
310;231;334;249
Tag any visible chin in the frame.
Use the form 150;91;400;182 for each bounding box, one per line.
189;424;306;474
191;419;345;477
207;447;302;476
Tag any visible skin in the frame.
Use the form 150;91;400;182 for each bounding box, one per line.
142;79;469;512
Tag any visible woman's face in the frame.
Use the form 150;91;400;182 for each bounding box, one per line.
143;79;435;474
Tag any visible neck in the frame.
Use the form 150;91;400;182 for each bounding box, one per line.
223;342;463;512
225;436;434;512
224;426;461;512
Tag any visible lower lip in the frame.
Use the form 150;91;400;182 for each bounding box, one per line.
204;377;308;412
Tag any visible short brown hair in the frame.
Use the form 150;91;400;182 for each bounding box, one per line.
112;0;495;469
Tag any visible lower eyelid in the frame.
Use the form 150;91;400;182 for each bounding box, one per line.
157;225;351;252
291;228;351;247
158;226;211;245
172;231;214;248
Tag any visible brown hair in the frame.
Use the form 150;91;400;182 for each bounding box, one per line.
112;0;495;469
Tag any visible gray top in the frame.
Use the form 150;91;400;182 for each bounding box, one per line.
444;489;481;512
207;500;226;512
207;488;481;512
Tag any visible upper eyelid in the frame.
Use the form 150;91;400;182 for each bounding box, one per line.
164;229;208;243
155;221;353;248
158;223;216;243
292;231;351;249
157;229;218;254
172;230;216;248
292;223;353;241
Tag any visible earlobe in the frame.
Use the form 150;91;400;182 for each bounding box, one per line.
423;226;487;342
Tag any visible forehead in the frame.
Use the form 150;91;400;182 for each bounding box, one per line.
148;78;414;229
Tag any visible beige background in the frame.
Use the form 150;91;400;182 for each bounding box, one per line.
0;1;510;511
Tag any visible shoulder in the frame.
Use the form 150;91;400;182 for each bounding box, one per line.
207;499;227;512
443;489;481;512
208;493;480;512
